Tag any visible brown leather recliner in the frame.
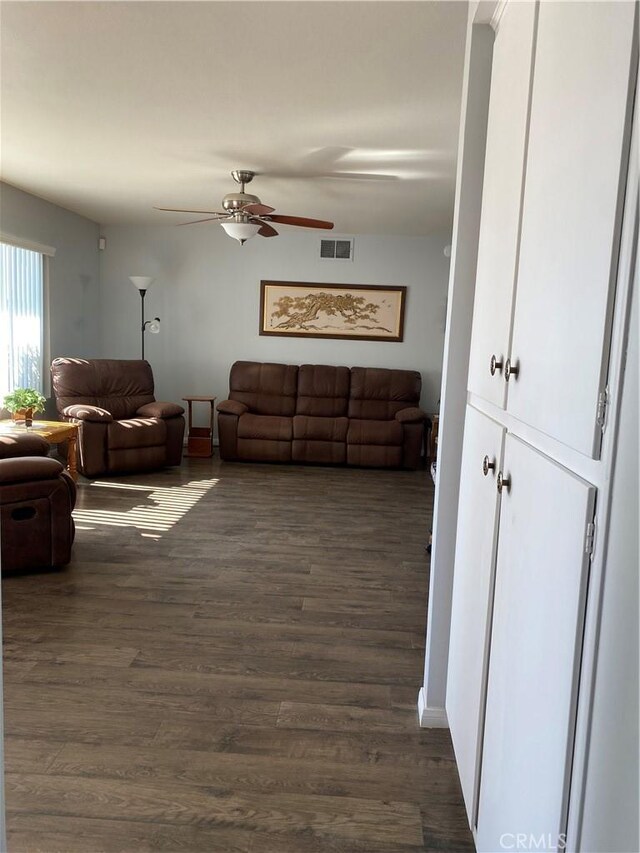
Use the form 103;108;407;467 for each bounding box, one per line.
51;358;185;478
0;432;76;572
217;361;428;469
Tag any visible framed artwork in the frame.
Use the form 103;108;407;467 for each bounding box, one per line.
259;281;406;342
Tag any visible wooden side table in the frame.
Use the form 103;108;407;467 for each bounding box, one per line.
182;396;216;458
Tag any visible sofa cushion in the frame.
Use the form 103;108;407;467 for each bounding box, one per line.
293;415;348;443
347;418;403;446
51;358;156;420
237;414;293;442
229;361;298;417
107;418;166;450
296;365;349;417
348;367;422;420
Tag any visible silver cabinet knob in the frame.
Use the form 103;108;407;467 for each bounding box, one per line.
490;354;504;376
505;358;519;382
482;455;496;476
497;471;511;494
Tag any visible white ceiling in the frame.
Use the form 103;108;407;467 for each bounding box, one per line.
0;1;467;236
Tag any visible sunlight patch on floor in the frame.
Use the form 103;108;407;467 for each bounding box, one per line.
73;477;219;536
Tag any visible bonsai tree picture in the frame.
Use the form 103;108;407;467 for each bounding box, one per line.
3;388;46;426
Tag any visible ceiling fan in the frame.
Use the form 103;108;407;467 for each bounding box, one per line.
155;170;334;245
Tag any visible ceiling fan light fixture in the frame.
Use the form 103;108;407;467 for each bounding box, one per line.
220;220;261;244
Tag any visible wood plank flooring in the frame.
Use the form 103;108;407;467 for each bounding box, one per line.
2;458;474;852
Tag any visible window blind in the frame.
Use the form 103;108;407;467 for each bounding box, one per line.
0;242;44;398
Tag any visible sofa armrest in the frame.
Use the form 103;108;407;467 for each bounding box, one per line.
0;456;64;485
63;404;113;423
395;406;427;424
217;399;249;417
0;433;50;459
136;402;185;419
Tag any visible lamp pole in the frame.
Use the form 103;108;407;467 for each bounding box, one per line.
129;277;158;361
140;289;147;360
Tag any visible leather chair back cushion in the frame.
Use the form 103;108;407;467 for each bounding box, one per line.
296;365;350;417
348;367;422;420
52;358;156;421
229;361;298;417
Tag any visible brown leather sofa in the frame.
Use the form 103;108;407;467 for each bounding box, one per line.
0;432;76;572
51;358;185;478
217;361;428;469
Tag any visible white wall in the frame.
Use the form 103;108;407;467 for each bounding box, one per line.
0;182;101;366
421;4;494;720
580;268;638;853
97;225;450;422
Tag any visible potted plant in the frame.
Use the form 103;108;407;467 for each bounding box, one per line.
2;388;46;427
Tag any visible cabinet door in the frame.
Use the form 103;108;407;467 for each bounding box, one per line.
476;435;596;853
507;1;636;457
446;405;505;825
467;1;537;407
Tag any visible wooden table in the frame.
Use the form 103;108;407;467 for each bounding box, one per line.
182;396;216;458
0;419;79;480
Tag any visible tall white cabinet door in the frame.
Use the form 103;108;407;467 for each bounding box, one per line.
446;405;505;825
507;1;636;457
467;1;537;407
476;435;596;853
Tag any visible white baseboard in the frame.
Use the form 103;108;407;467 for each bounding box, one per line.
417;687;449;728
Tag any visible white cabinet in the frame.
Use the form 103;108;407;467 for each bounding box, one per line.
446;407;505;824
476;435;596;852
467;1;537;408
506;2;637;458
467;1;636;458
445;1;636;847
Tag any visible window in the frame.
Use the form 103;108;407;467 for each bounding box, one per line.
0;241;45;398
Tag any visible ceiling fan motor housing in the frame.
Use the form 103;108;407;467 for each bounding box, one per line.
222;192;261;212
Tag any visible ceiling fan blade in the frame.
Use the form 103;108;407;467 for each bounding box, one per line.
154;206;225;215
243;202;275;216
268;215;334;230
258;222;279;238
177;216;226;226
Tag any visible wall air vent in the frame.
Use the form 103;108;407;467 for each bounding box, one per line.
320;237;354;261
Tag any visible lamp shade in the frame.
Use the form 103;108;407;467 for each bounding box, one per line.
220;221;261;243
129;276;155;290
146;318;161;334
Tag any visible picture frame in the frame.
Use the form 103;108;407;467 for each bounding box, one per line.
259;281;406;342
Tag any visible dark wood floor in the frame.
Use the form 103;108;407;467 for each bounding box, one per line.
2;458;474;852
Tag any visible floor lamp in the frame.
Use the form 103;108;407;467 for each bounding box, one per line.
129;276;161;360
